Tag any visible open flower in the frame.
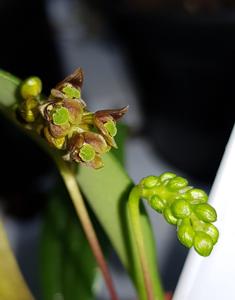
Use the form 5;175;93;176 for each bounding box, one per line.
65;131;110;169
94;106;128;148
39;97;85;148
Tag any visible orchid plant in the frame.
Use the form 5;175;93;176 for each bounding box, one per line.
0;68;219;300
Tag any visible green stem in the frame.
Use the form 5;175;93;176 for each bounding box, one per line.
54;156;120;300
128;186;163;300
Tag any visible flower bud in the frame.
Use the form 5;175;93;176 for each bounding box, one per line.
163;207;178;225
171;198;191;218
19;97;39;123
177;224;195;248
194;203;217;223
204;223;219;245
140;176;159;189
194;231;213;256
21;77;42;99
159;172;176;183
183;188;208;204
149;195;166;213
167;176;188;191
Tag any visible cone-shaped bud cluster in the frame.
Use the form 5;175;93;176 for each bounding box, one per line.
18;68;128;168
139;172;219;256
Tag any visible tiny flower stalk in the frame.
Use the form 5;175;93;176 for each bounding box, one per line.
17;68;128;300
54;156;120;300
128;186;163;300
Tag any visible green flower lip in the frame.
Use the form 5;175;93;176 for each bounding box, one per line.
52;107;70;125
79;144;96;162
104;120;117;137
62;85;81;99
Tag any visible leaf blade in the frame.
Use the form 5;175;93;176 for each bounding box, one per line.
0;220;35;300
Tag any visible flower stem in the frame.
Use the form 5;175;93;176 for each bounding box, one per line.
55;156;120;300
128;186;163;300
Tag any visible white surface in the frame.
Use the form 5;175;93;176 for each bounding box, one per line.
173;124;235;300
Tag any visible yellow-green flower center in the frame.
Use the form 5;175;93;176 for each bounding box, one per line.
52;107;70;125
79;144;96;162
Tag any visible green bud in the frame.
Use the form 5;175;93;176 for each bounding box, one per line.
19;97;39;123
177;224;195;248
62;85;81;99
194;203;217;223
159;172;176;182
52;107;70;125
184;188;208;205
21;110;35;123
163;207;178;225
194;231;213;256
149;195;166;213
21;76;42;99
203;223;219;245
167;176;188;191
171;198;191;219
140;176;159;189
104;120;117;137
79;144;96;162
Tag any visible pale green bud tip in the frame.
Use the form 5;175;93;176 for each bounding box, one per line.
149;195;166;213
163;207;178;225
194;231;213;256
171;198;191;218
79;144;96;162
62;85;81;99
52;107;70;125
159;172;176;182
104;120;117;137
177;225;195;248
167;176;188;191
21;77;42;99
204;223;219;245
140;176;159;189
194;203;217;223
184;188;208;204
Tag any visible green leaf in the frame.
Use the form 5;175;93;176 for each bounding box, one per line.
40;187;98;300
0;70;20;107
0;220;35;300
0;70;163;300
77;155;163;300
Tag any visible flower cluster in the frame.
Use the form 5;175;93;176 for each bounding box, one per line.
18;68;128;168
139;173;219;256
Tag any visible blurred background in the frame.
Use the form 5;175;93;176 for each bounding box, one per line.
0;0;234;299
